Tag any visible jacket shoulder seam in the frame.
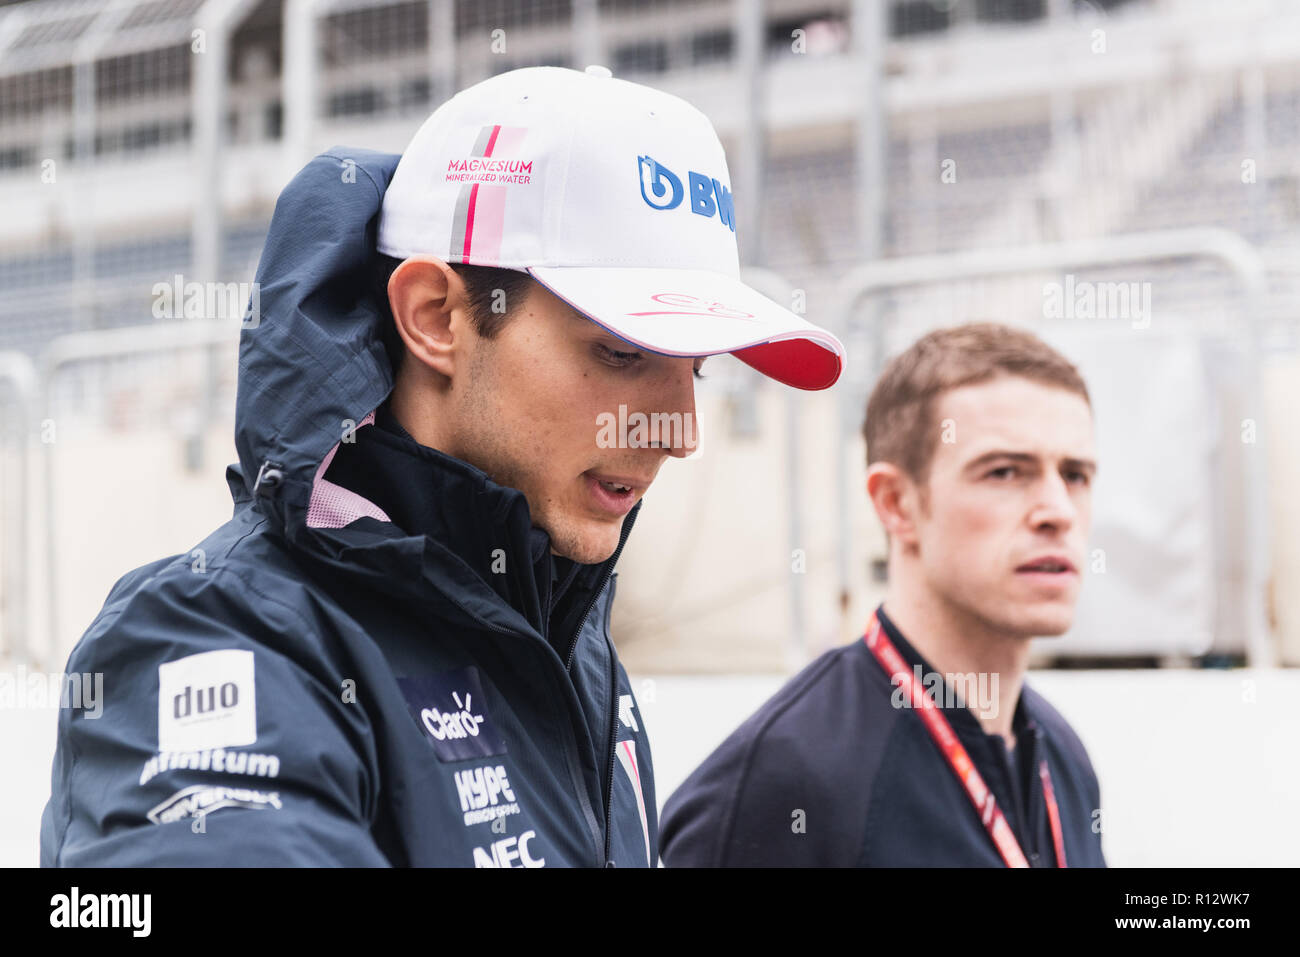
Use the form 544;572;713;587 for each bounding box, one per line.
715;645;857;866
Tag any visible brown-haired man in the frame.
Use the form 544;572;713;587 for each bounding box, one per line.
659;322;1107;867
40;66;843;868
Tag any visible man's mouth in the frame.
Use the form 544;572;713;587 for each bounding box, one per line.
1014;555;1078;576
584;472;646;517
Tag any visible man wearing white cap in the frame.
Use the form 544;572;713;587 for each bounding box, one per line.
373;63;843;565
40;65;844;867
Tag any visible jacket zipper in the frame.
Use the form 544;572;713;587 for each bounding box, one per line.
1001;734;1042;866
438;607;605;864
564;516;635;866
1024;729;1046;866
600;629;621;865
564;541;625;670
444;510;636;867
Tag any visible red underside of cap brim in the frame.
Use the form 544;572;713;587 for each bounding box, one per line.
732;338;843;391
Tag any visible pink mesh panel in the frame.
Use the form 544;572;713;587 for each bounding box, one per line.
306;410;393;528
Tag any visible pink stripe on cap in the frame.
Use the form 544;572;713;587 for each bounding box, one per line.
491;125;528;155
461;125;525;263
466;184;508;265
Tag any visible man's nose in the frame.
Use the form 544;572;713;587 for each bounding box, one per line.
656;360;700;459
665;413;700;458
1029;471;1077;530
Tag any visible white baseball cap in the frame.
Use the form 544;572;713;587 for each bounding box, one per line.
378;64;844;391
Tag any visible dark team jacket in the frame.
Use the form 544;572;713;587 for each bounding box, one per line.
40;148;657;868
658;606;1106;867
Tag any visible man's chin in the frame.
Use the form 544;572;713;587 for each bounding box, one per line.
544;518;623;565
1008;603;1078;639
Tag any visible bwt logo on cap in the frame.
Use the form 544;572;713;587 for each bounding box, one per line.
638;154;736;233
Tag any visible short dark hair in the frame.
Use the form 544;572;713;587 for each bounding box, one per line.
372;253;535;372
863;322;1091;484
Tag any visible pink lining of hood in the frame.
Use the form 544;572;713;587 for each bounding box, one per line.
305;409;392;529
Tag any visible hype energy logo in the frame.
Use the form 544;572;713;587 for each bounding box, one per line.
638;154;735;232
455;763;521;827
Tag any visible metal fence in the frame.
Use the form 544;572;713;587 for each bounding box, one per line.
4;226;1297;673
0;321;239;669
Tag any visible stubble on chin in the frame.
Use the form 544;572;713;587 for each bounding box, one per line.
542;513;620;565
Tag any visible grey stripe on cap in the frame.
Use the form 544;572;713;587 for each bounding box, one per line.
448;125;496;260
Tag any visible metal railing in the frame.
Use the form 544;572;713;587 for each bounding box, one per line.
38;320;238;667
0;350;37;665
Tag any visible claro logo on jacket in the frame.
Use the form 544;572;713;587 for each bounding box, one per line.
396;667;506;762
399;667;551;867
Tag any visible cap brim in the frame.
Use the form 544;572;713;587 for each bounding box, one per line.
526;265;844;390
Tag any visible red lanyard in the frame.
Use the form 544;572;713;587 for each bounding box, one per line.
863;612;1068;868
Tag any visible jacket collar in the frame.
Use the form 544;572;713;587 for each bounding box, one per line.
873;604;1036;745
294;399;639;653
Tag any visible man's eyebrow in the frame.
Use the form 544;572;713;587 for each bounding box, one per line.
962;450;1097;474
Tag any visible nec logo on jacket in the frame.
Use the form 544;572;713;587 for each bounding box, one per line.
397;667;507;762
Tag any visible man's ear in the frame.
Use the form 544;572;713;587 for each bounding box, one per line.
387;256;467;379
866;462;922;550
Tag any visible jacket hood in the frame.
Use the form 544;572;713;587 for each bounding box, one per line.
230;147;639;631
233;147;400;538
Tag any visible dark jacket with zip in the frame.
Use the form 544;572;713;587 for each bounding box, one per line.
658;605;1105;867
40;147;657;868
